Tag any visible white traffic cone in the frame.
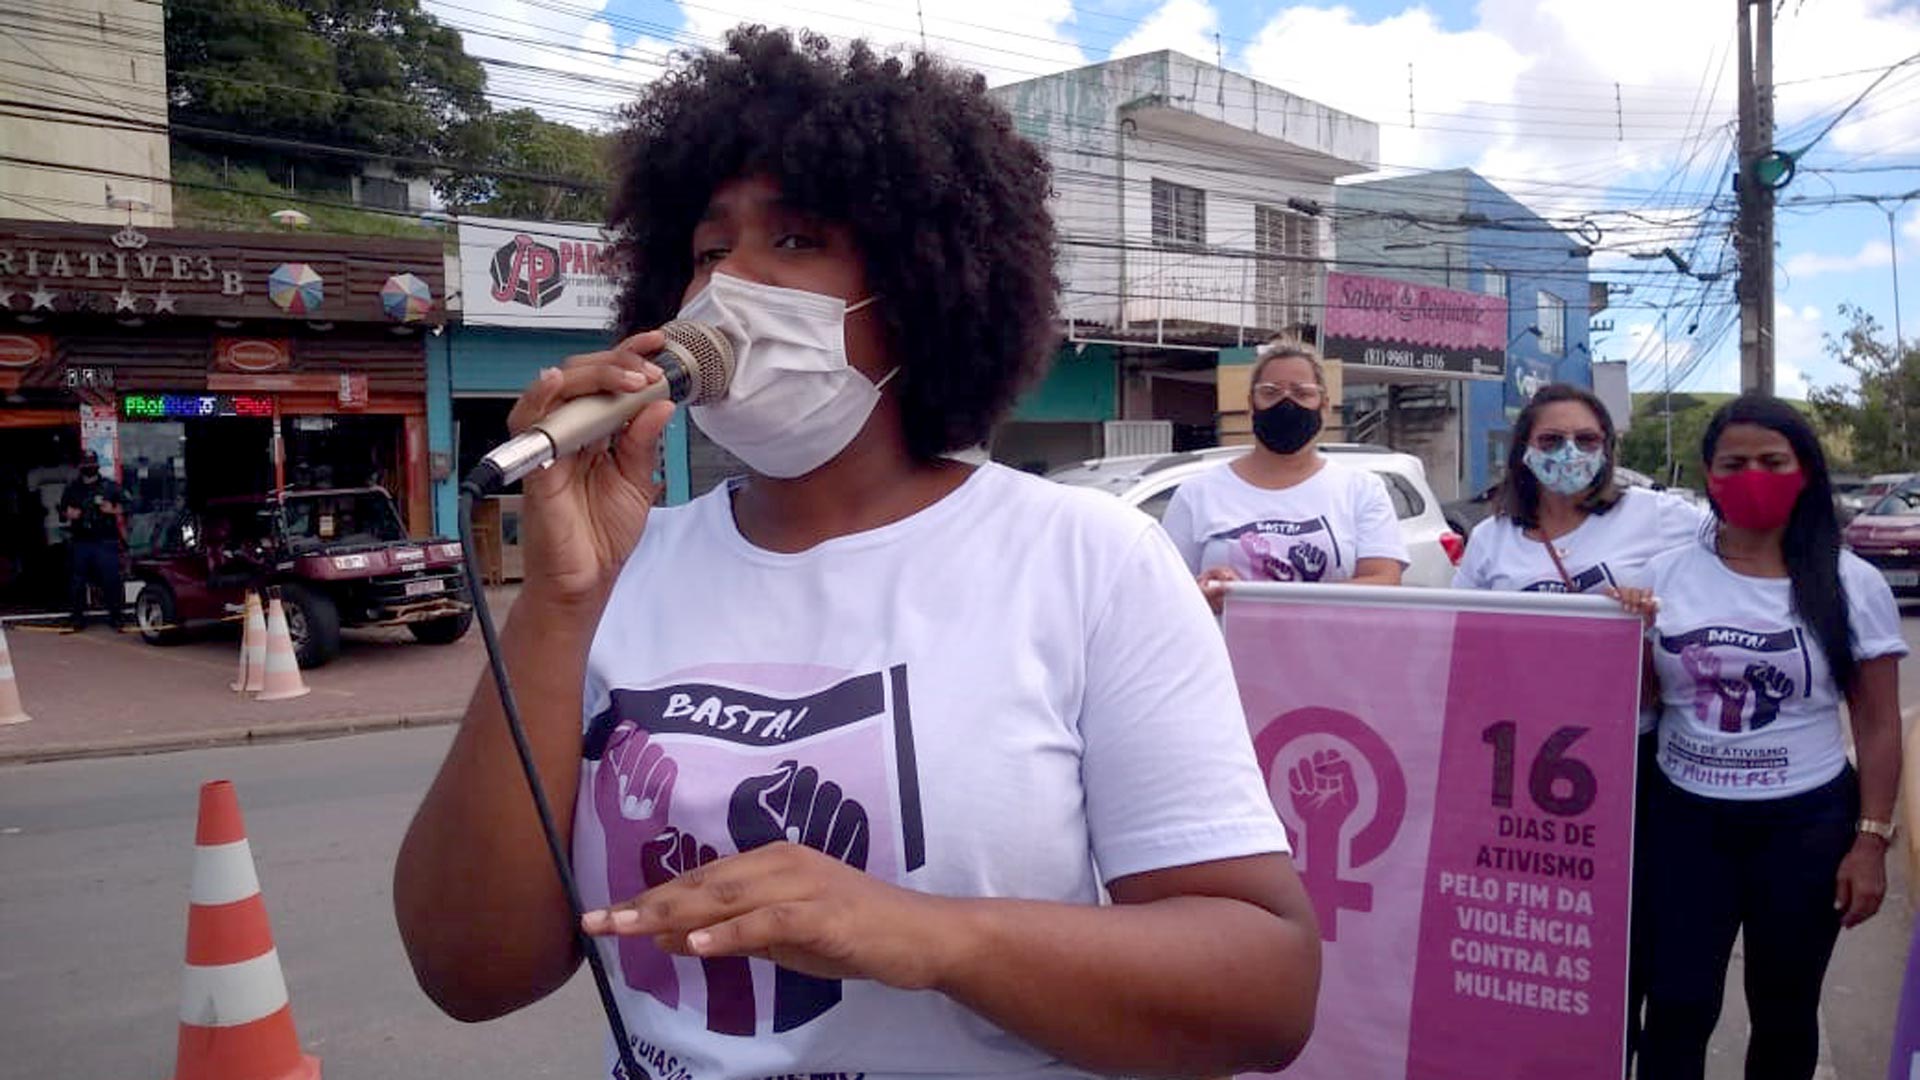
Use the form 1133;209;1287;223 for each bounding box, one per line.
231;592;267;695
254;597;310;702
0;623;30;726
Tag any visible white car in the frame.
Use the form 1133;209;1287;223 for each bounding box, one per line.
1047;443;1464;587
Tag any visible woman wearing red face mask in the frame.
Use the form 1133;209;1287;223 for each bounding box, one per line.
1623;395;1903;1079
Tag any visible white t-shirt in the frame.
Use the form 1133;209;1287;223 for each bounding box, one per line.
1452;488;1707;596
1645;540;1907;800
1455;489;1708;734
572;463;1290;1080
1161;456;1409;582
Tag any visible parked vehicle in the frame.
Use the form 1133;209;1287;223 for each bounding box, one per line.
1047;443;1464;587
1842;481;1920;597
1441;464;1665;536
1832;474;1871;523
131;487;472;667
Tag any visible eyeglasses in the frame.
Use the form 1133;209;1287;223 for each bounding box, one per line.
1531;431;1606;454
1252;382;1325;409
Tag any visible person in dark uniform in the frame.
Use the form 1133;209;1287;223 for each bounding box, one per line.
59;451;126;632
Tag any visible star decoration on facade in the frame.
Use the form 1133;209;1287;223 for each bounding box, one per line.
27;283;56;311
151;287;177;314
0;286;14;310
114;285;139;313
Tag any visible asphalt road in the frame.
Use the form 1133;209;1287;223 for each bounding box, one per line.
2;616;1916;1080
0;727;607;1080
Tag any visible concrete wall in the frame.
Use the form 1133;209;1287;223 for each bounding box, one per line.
0;0;173;225
991;51;1378;332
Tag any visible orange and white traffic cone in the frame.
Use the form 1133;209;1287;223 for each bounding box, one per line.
0;623;30;726
173;780;320;1080
254;595;310;702
231;592;267;695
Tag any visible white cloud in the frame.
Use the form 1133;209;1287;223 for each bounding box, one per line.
1773;299;1825;395
670;0;1086;87
1228;0;1919;226
1106;0;1218;62
1785;239;1895;281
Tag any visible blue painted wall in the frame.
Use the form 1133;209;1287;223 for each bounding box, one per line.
430;326;691;533
1462;174;1593;494
1335;169;1593;496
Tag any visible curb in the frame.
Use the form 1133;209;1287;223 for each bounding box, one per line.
0;709;464;766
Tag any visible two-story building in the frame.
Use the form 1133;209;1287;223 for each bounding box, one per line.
1334;169;1597;499
990;51;1379;471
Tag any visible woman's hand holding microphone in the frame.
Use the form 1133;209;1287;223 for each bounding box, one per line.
506;332;677;611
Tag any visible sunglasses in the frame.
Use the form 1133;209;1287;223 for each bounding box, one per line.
1531;431;1607;454
1251;382;1325;409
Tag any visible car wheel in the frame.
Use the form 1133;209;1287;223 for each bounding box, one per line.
134;583;184;645
277;584;341;668
407;611;473;645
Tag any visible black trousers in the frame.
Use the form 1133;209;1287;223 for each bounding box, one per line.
1638;766;1858;1080
68;539;124;629
1626;730;1658;1073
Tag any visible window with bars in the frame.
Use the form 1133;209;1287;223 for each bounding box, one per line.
1151;180;1206;247
1538;290;1567;356
1255;204;1318;330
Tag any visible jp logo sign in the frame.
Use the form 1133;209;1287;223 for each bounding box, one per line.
1254;706;1407;941
489;233;564;308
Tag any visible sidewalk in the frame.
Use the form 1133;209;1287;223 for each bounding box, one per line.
0;587;518;763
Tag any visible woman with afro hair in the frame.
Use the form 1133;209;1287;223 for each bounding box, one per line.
396;27;1319;1079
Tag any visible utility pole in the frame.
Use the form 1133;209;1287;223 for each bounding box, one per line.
1736;0;1776;394
1663;308;1674;483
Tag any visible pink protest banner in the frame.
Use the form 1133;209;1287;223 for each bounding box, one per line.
1224;585;1643;1080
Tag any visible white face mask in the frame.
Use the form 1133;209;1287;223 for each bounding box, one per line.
678;273;893;479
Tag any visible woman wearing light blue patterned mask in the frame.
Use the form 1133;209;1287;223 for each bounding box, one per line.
1452;382;1707;1075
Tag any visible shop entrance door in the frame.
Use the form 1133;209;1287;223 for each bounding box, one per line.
0;423;81;613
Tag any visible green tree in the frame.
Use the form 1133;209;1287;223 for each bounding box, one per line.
1620;392;1717;490
1808;304;1920;473
435;109;611;220
166;0;488;164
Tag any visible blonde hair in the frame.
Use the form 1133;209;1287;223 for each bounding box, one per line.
1252;336;1325;388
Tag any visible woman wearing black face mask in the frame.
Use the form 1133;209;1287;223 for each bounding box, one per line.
1163;339;1408;613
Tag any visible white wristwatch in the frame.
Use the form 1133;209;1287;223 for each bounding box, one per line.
1858;818;1898;843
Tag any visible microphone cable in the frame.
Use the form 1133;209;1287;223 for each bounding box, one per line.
457;475;652;1080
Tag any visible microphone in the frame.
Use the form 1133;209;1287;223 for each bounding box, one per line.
465;320;735;495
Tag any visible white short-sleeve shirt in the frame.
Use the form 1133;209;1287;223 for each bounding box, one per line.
1646;540;1907;800
1161;456;1409;582
1452;487;1708;596
572;463;1290;1080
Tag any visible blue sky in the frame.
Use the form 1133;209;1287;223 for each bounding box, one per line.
436;0;1920;399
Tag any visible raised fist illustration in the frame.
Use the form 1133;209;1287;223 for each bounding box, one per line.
1743;662;1793;731
1681;645;1725;727
1288;542;1330;582
589;721;679;1002
1289;748;1359;830
728;760;871;871
1239;534;1292;581
637;827;756;1035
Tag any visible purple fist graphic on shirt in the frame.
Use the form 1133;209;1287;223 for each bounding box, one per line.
1681;644;1753;732
641;827;756;1036
1288;543;1329;582
591;721;680;1005
728;761;872;1032
1743;662;1794;731
729;760;872;869
1238;533;1290;581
